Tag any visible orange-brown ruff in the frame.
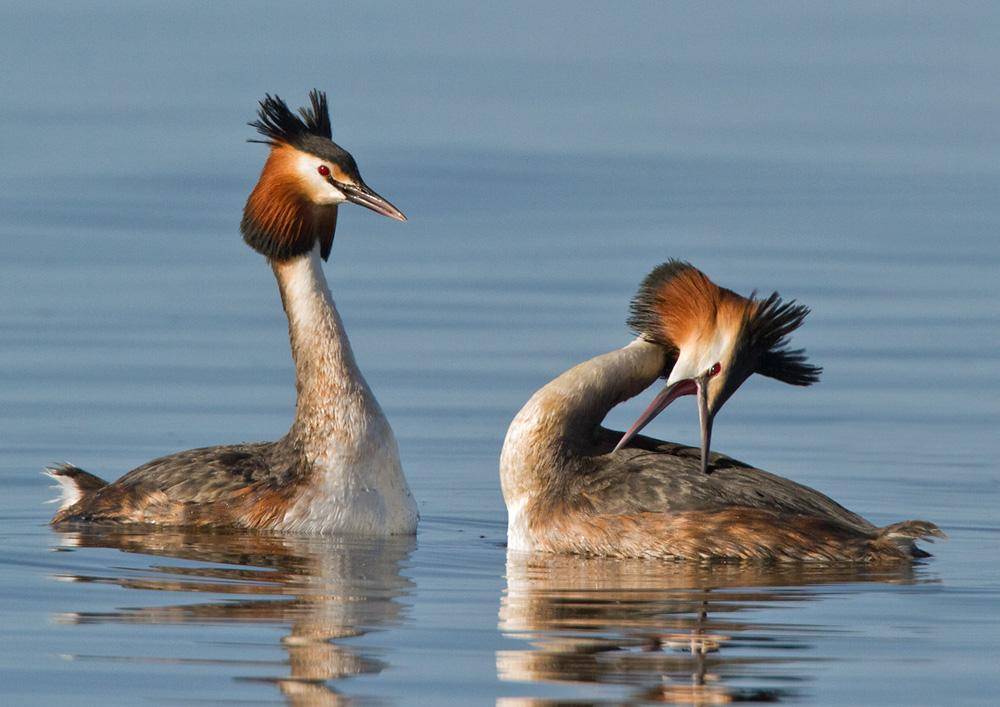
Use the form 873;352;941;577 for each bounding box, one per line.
244;145;340;260
500;261;943;562
46;91;417;534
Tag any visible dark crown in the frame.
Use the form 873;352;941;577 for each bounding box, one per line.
249;89;333;146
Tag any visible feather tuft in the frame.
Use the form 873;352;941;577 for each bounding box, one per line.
43;464;107;511
249;90;333;146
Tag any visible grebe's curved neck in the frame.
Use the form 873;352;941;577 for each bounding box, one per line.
500;338;667;499
272;243;384;454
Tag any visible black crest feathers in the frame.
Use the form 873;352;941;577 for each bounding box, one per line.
744;292;822;386
249;89;332;146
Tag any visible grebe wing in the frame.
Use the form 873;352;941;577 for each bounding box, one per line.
579;429;874;532
51;440;311;526
111;441;292;502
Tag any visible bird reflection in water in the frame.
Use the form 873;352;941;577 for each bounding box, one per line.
50;526;414;705
498;552;933;705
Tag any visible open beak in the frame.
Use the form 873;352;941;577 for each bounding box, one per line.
340;181;407;221
613;378;696;452
612;376;716;474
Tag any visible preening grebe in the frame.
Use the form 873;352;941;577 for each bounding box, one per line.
47;90;418;534
500;260;942;561
614;259;822;473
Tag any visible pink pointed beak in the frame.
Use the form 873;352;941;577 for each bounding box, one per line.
340;181;407;221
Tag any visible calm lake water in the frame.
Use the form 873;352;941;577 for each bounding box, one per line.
2;2;999;704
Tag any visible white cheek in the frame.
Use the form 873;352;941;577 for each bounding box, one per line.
668;331;733;384
295;153;347;205
313;184;346;206
668;349;699;385
703;333;730;370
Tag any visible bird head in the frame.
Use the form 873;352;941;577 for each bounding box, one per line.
614;260;821;472
241;90;405;262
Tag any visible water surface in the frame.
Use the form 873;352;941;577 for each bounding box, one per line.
1;2;999;704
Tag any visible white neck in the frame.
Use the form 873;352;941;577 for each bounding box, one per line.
500;338;666;502
268;243;417;535
272;243;385;456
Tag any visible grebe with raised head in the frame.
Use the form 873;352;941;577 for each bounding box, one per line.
47;91;418;535
500;260;942;561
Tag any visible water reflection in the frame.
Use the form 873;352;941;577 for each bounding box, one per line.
50;526;415;705
499;552;932;705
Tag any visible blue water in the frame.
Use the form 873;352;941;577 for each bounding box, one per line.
1;2;999;704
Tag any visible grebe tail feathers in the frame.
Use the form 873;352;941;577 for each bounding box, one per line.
878;520;946;558
45;464;108;511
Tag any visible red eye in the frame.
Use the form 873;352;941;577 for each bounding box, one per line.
709;362;721;377
317;165;330;177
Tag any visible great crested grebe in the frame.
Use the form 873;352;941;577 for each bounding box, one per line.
500;260;942;561
47;90;418;534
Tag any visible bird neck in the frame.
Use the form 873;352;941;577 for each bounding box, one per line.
500;338;666;499
271;243;385;456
